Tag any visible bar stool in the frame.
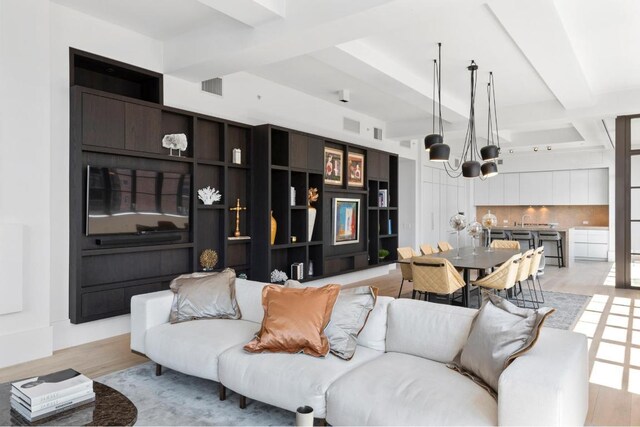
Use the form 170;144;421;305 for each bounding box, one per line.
511;230;535;250
487;229;507;246
538;231;564;268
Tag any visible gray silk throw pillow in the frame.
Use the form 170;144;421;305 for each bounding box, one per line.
325;286;378;360
448;294;554;396
169;268;241;323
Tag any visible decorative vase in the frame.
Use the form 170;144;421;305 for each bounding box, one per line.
270;211;277;245
308;206;317;241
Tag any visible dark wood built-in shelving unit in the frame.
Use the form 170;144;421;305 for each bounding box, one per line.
69;49;251;323
252;125;398;283
68;49;398;323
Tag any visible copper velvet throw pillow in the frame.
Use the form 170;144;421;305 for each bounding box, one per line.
169;268;241;323
244;284;340;357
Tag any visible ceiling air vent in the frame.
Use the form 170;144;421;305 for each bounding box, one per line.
202;78;223;96
343;117;360;134
374;127;383;140
497;159;503;165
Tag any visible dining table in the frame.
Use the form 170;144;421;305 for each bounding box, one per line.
398;246;521;307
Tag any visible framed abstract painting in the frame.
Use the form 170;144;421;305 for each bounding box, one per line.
324;147;344;186
347;152;365;187
333;198;360;245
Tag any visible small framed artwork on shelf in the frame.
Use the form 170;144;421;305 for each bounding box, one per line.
347;152;365;187
333;197;360;245
324;147;344;186
378;189;388;207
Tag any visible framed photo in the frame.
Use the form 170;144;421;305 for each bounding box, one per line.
333;198;360;245
324;147;344;186
347;152;365;187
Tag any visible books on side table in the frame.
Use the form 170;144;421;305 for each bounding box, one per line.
10;369;95;422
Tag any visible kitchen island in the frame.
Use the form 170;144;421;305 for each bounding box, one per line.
484;226;570;267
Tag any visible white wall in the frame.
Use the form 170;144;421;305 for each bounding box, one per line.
398;157;418;249
1;2;423;366
0;0;52;367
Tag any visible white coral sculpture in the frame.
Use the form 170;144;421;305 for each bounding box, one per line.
198;186;222;205
162;133;188;156
270;269;288;284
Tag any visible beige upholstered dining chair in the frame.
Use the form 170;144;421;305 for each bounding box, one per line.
513;249;536;307
419;243;437;255
411;256;465;304
527;246;545;305
437;241;454;252
471;253;521;304
397;247;418;298
489;239;521;250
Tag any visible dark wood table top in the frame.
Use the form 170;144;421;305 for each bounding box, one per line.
1;381;137;426
398;246;521;270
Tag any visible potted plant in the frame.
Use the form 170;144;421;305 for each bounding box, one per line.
378;249;390;261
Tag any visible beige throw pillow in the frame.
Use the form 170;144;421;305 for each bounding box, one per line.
449;294;554;396
169;268;241;323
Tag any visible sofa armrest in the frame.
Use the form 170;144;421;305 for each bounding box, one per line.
498;328;588;426
130;290;173;354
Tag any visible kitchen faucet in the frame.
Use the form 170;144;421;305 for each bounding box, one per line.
521;214;531;227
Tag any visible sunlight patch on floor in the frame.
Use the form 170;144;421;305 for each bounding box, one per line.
590;361;623;389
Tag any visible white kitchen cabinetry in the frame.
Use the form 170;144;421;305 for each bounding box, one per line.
552;170;571;205
474;178;489;206
503;173;519;205
519;172;552;206
572;228;608;260
588;169;608;204
487;173;504;206
570;170;589;205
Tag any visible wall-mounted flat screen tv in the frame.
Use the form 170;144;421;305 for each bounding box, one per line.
86;166;191;236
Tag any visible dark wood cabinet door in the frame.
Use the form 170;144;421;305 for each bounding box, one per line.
368;150;380;180
307;137;324;172
82;93;125;149
290;132;308;169
379;152;390;180
125;103;161;153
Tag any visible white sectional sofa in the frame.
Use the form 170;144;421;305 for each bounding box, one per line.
131;278;589;426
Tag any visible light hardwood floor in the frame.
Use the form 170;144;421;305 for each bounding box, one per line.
0;260;638;425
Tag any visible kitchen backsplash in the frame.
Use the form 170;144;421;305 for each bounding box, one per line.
475;205;609;228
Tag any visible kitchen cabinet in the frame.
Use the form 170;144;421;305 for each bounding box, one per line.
519;172;552;206
570;170;589;204
474;178;489;206
487;174;504;205
572;228;609;260
503;173;519;205
552;170;571;205
588;168;608;204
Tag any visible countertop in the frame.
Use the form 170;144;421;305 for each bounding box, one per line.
491;225;569;232
570;226;609;230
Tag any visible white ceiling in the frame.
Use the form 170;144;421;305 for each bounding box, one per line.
53;0;640;153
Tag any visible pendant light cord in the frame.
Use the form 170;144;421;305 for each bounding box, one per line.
432;59;436;134
490;72;501;150
437;43;444;137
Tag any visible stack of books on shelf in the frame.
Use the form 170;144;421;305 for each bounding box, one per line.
10;369;95;423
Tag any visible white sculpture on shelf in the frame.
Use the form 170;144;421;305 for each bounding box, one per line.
162;133;188;157
197;186;221;205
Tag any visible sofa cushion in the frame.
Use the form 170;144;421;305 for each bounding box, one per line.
235;279;266;324
357;296;393;351
326;352;497;426
145;319;259;381
386;299;477;363
169;269;240;323
244;284;340;357
218;344;382;418
325;286;377;360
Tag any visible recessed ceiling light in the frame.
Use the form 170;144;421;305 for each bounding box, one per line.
533;147;539;152
547;146;552;150
509;149;514;154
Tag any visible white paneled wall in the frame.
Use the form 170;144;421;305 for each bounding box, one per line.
475;167;608;206
421;165;472;249
0;224;24;315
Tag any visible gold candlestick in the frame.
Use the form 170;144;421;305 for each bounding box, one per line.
229;198;247;237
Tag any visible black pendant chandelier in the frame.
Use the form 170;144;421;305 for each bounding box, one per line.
428;52;500;179
424;43;443;152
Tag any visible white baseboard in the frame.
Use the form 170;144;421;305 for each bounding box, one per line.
52;314;130;351
0;326;52;369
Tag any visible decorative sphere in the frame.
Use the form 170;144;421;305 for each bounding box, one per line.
468;221;483;238
482;211;497;228
449;213;467;231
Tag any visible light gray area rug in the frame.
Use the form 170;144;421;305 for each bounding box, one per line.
402;290;590;330
98;363;293;426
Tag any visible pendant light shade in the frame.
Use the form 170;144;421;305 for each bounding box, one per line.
481;161;498;178
429;143;450;162
424;133;442;152
462;160;481;177
480;144;499;161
